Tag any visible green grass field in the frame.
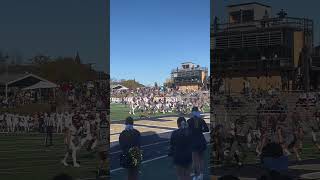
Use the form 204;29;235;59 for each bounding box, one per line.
0;134;106;180
110;103;210;121
111;104;179;121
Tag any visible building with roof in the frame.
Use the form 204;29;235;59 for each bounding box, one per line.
0;73;55;88
211;2;315;92
0;73;57;102
171;62;208;91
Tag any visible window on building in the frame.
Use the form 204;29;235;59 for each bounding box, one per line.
230;11;241;23
242;10;254;22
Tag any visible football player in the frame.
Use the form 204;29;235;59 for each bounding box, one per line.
61;114;83;167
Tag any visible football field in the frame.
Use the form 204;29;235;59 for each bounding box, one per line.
0;134;104;180
111;103;179;121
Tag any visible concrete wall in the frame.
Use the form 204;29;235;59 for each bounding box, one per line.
223;76;281;93
178;85;200;92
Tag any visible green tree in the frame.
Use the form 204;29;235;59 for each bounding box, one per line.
120;79;144;89
37;57;97;83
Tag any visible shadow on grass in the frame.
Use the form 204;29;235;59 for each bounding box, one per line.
110;131;172;170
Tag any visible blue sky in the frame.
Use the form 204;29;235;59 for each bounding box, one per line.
0;0;108;73
213;0;320;45
110;0;210;86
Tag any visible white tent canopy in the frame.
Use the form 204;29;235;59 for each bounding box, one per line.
117;86;129;90
22;81;58;90
112;84;129;90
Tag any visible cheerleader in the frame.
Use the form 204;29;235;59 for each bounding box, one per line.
119;117;141;180
187;107;209;180
169;117;192;180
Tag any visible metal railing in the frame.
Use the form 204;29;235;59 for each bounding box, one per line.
174;79;203;84
214;17;313;33
212;58;292;70
171;67;208;73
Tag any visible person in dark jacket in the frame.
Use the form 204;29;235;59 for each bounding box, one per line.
119;117;141;180
187;107;209;180
169;117;192;180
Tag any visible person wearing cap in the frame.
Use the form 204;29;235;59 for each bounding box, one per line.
187;107;209;180
119;117;141;180
169;117;192;180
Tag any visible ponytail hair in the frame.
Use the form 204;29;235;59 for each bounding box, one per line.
177;117;187;129
180;120;187;129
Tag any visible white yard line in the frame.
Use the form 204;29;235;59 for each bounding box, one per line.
110;140;169;155
110;155;169;173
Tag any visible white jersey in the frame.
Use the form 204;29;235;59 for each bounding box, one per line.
70;125;80;136
13;115;18;124
23;116;28;125
70;125;82;146
27;116;32;123
5;114;11;122
98;120;108;151
95;114;101;123
83;121;91;135
65;114;72;128
50;114;56;125
57;113;63;121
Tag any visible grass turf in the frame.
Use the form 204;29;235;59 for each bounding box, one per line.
0;134;107;180
111;104;180;121
111;103;210;121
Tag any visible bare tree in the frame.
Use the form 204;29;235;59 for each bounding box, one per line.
29;54;51;65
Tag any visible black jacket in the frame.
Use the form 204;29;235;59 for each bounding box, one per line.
169;128;192;167
187;117;209;152
119;129;141;153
